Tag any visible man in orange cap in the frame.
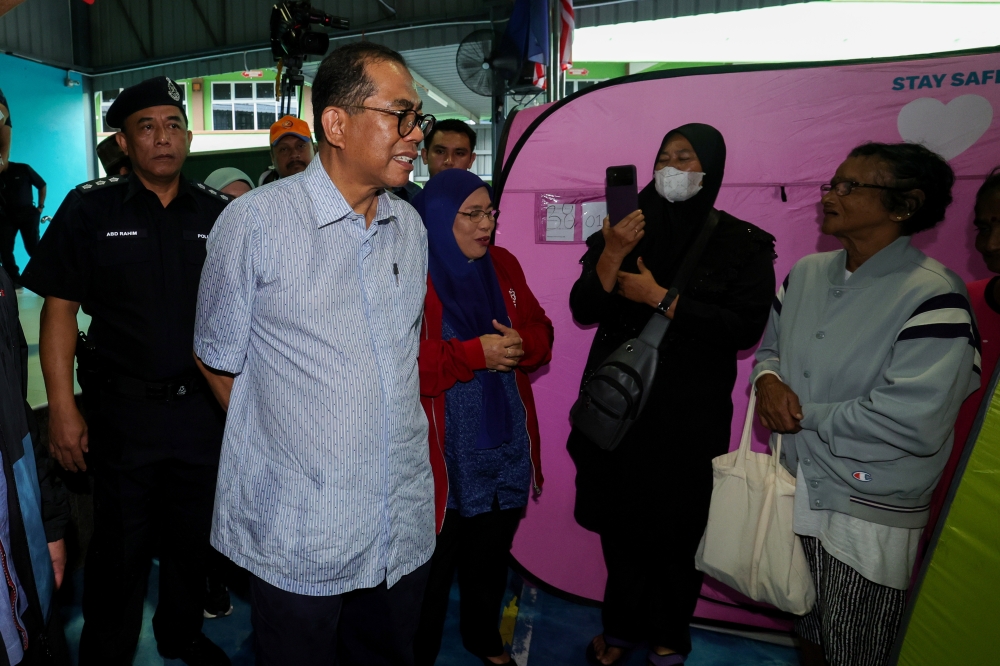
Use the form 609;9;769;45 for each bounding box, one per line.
268;115;315;180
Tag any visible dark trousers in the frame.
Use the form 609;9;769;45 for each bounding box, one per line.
414;506;522;665
249;561;431;666
599;511;708;656
0;206;39;282
78;443;219;664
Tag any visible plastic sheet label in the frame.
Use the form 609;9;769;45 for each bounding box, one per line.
534;190;605;243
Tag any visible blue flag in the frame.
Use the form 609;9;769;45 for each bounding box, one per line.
504;0;549;65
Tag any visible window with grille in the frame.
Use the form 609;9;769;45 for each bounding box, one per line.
563;79;606;97
212;82;292;131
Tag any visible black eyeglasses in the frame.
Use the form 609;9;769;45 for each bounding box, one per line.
348;106;436;138
456;209;499;224
821;181;907;197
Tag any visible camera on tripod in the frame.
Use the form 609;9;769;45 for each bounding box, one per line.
269;2;350;116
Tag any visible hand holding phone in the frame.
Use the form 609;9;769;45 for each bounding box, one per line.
606;165;639;226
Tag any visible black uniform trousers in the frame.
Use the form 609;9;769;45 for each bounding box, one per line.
414;505;522;665
0;206;39;283
77;387;223;666
249;560;431;666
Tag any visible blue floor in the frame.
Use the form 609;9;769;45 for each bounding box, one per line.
59;563;800;666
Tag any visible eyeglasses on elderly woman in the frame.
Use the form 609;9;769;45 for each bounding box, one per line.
820;181;908;197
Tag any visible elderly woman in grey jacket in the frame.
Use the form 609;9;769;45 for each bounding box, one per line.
752;142;980;666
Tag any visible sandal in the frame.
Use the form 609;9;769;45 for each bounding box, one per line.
585;635;636;666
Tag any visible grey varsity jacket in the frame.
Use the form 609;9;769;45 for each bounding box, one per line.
751;237;980;528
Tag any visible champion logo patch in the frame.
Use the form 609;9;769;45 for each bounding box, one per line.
853;471;873;482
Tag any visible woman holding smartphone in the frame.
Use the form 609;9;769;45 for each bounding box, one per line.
568;124;777;666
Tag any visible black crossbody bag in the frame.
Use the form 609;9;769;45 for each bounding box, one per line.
570;210;720;451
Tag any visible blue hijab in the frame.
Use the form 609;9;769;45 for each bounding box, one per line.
412;169;513;450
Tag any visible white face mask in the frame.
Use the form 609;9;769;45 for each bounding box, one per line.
654;166;706;203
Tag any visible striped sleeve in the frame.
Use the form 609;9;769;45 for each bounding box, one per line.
772;272;790;316
897;293;982;375
752;272;788;385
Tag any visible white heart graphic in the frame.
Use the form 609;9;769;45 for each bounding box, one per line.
897;95;993;161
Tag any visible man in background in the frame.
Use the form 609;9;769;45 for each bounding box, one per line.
420;118;477;178
258;115;315;185
22;76;231;666
0;160;45;288
96;134;131;176
0;85;10;174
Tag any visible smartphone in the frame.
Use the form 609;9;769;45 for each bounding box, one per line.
606;165;639;226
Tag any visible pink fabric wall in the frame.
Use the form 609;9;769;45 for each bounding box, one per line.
495;51;1000;629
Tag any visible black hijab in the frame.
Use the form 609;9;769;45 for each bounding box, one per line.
629;123;727;283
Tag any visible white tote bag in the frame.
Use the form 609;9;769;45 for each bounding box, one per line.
694;386;816;615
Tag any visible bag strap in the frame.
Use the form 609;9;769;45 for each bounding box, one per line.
637;209;721;348
740;384;783;464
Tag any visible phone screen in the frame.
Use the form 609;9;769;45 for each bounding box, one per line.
606;165;639;226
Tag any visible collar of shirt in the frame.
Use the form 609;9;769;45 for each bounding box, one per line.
302;157;397;230
124;172;196;207
828;235;914;287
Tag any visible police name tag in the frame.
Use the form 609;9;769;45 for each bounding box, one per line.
182;230;210;241
105;229;148;238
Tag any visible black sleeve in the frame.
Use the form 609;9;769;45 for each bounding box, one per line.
669;237;777;350
569;233;614;325
19;191;91;303
26;165;44;190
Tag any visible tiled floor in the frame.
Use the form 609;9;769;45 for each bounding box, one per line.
58;562;800;666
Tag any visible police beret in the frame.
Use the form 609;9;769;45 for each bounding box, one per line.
106;76;188;130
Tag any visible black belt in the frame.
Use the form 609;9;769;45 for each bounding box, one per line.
82;369;206;402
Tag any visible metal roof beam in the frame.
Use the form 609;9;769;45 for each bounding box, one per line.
188;0;221;47
409;67;477;121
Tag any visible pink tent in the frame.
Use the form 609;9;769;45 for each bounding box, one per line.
492;48;1000;630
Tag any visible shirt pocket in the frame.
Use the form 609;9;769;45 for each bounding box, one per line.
182;229;210;265
95;229;151;266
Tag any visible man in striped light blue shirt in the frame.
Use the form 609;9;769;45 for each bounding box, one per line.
194;43;436;666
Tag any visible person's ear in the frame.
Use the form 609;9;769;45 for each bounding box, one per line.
470;151;477;166
321;106;348;150
114;131;129;157
894;189;926;221
420;147;428;165
186;130;193;151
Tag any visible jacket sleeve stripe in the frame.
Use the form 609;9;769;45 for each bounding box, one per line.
772;273;790;315
909;292;972;319
898;296;982;367
896;322;982;374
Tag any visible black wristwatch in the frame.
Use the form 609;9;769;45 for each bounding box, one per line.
655;287;679;317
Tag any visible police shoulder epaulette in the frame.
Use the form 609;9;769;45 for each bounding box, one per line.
191;181;232;203
76;175;127;193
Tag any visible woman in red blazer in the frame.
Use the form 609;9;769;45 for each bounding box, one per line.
412;169;553;666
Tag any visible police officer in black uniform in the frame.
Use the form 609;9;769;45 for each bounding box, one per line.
0;160;46;286
20;77;231;666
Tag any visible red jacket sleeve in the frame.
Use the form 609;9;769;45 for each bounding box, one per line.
419;277;488;398
493;247;554;373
